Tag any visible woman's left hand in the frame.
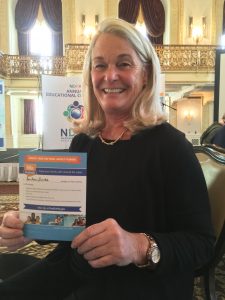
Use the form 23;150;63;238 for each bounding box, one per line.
71;218;148;268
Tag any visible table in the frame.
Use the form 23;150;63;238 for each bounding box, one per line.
0;163;19;181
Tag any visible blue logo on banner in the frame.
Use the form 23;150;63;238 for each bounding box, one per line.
0;84;2;94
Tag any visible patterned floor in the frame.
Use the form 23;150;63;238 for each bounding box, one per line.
0;240;57;259
0;192;225;299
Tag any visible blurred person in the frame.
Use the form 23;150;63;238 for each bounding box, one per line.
212;124;225;148
200;113;225;145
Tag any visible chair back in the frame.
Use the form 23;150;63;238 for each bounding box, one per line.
194;145;225;242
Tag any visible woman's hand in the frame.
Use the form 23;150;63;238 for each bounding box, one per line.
0;211;31;251
71;218;148;268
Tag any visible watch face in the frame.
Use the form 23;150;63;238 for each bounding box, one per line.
151;247;161;264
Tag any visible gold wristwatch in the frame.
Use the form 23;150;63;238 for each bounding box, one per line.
136;233;161;269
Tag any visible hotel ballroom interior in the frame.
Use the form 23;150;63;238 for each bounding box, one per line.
0;0;225;299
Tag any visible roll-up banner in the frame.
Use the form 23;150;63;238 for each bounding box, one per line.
42;75;83;150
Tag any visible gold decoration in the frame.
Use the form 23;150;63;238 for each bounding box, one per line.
0;44;217;78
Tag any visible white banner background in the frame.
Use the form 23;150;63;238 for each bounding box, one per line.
42;75;83;150
0;79;5;150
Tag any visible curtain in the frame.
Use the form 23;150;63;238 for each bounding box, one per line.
118;0;140;24
41;0;63;56
118;0;165;44
141;0;165;44
24;100;36;134
15;0;40;55
15;0;63;56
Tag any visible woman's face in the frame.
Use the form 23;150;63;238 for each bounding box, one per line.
91;33;147;117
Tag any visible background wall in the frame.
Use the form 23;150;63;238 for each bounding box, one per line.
1;0;225;148
177;97;202;134
183;0;212;44
75;0;105;43
1;0;224;53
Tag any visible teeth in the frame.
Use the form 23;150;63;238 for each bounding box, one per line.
103;88;123;93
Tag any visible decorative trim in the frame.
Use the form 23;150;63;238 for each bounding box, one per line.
0;44;217;78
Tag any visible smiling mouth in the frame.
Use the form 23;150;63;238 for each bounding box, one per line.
103;88;125;94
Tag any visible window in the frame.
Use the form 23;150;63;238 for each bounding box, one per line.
23;99;42;135
135;22;147;37
30;20;53;56
221;34;225;49
135;7;148;38
24;100;36;134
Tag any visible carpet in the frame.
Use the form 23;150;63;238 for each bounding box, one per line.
0;192;224;299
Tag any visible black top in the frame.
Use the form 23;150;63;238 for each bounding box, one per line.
200;122;222;145
212;125;225;148
68;122;215;300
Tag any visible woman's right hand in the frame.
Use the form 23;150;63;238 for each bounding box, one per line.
0;211;31;251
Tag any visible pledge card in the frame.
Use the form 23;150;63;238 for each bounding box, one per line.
19;151;87;241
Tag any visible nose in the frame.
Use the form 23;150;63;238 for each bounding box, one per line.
104;65;119;82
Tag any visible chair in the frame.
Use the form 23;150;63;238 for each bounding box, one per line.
194;144;225;300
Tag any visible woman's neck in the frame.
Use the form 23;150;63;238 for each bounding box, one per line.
101;124;131;141
101;114;131;140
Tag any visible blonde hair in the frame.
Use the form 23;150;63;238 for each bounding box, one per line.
74;18;166;136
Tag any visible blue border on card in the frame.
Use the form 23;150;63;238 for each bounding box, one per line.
23;224;84;241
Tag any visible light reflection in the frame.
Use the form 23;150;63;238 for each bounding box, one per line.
135;22;147;37
30;20;52;56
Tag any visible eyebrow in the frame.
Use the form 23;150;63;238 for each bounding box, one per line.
92;54;133;61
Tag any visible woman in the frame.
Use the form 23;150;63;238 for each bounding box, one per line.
0;18;214;300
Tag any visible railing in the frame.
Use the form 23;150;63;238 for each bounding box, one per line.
0;54;66;77
0;44;219;78
155;45;217;72
65;44;88;73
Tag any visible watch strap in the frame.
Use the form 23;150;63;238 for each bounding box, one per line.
135;233;159;269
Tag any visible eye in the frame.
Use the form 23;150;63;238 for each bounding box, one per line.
92;63;106;70
117;62;132;69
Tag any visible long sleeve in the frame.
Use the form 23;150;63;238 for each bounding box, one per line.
152;126;215;275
